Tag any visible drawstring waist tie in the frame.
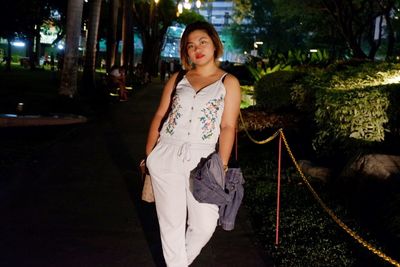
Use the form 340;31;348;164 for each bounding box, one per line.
159;137;215;161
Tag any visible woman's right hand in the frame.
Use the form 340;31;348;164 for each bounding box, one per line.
139;158;149;176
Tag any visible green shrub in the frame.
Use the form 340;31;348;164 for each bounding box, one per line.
240;85;255;109
289;69;327;114
313;86;390;157
254;71;304;112
312;62;400;158
249;62;400;159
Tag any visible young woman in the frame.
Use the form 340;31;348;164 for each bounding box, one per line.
145;21;241;266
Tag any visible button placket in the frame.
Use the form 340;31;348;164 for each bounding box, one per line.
188;93;196;137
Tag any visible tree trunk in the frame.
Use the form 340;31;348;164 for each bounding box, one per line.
59;0;84;98
141;34;163;76
35;27;41;67
367;16;382;60
121;0;134;75
83;0;102;91
385;13;395;60
5;38;12;72
26;35;37;70
140;8;167;77
345;34;367;59
106;0;119;72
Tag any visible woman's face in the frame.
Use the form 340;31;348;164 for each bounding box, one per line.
186;30;216;67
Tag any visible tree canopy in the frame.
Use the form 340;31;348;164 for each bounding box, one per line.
230;0;400;60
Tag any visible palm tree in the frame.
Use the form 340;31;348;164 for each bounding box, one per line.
59;0;84;97
106;0;119;72
121;0;134;75
83;0;103;90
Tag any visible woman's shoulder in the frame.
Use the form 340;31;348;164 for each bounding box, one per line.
222;72;240;86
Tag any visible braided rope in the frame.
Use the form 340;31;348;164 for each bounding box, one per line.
280;131;400;267
237;111;400;266
239;111;282;144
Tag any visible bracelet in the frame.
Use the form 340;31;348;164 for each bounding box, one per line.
223;165;228;173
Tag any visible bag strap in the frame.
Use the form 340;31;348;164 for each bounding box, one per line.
171;69;186;98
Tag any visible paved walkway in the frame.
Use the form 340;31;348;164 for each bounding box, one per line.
0;79;271;267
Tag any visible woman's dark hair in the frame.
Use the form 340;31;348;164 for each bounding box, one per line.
180;21;223;70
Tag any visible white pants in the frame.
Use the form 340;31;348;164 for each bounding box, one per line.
146;137;219;267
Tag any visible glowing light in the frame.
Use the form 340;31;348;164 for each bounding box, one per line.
309;49;318;53
178;3;183;13
57;44;64;50
253;41;263;49
196;0;201;8
184;0;191;9
12;41;25;47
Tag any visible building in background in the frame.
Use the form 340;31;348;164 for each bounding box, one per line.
198;0;233;32
170;0;244;62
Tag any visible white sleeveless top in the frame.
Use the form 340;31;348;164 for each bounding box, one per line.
160;73;228;145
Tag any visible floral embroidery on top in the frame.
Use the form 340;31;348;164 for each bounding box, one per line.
199;94;224;140
165;94;182;135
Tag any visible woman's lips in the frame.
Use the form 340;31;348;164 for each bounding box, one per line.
195;54;204;59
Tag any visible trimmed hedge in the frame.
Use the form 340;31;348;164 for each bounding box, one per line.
312;62;400;158
254;71;304;112
250;62;400;159
314;86;389;157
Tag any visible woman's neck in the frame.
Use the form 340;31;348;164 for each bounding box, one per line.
192;63;219;77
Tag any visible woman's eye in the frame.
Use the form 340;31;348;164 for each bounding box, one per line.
200;40;207;45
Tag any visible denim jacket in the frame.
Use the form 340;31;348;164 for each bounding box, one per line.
190;152;245;231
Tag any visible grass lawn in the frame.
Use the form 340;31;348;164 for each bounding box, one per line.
0;64;61;114
0;64;111;115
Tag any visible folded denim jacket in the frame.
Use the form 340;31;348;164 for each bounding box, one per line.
190;152;245;231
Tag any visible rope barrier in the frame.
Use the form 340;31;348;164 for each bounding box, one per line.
280;131;400;267
238;111;400;267
239;111;282;144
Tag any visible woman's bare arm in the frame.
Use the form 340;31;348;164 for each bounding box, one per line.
219;74;241;166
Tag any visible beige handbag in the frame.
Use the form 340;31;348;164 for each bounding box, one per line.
140;159;155;203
